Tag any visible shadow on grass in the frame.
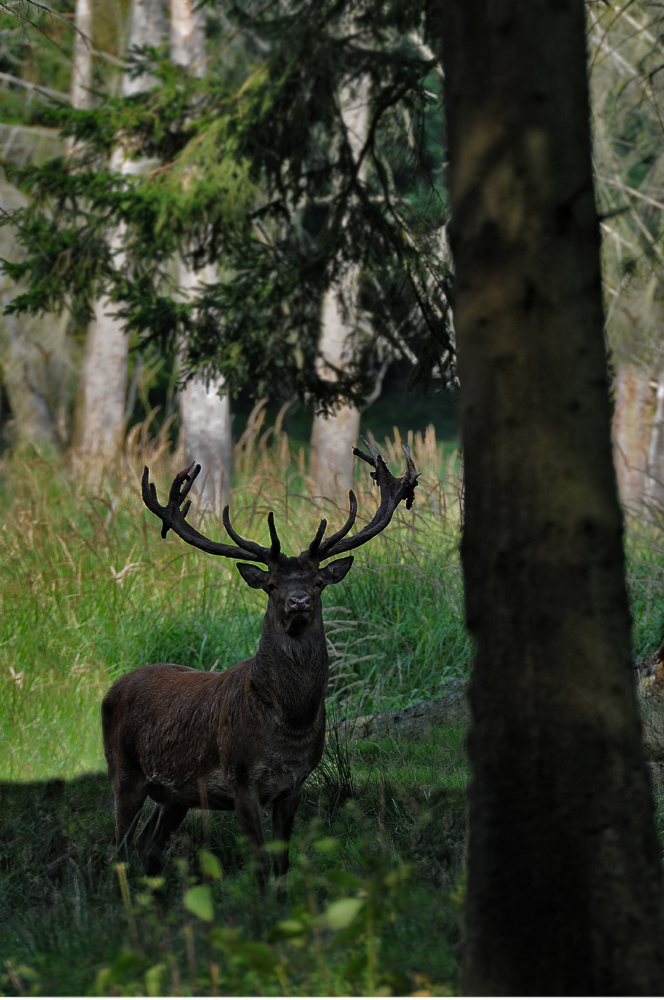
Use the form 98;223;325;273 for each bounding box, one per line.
1;728;467;996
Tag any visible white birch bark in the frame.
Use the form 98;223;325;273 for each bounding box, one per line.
69;0;92;117
645;374;664;508
310;283;362;497
171;0;232;510
310;74;369;498
177;266;232;510
0;180;70;446
612;363;652;509
78;0;168;462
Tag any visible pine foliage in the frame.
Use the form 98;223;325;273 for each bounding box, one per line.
2;0;454;408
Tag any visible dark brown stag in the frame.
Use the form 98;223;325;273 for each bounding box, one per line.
102;439;418;887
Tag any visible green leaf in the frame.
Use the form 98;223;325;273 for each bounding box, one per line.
95;967;112;995
326;869;363;890
145;963;166;997
273;918;306;938
200;849;223;881
264;839;288;854
184;884;213;922
325;896;364;930
235;941;280;974
312;836;339;853
108;952;143;980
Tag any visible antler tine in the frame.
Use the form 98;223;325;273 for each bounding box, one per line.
315;491;358;560
141;464;267;562
267;511;281;560
307;518;328;558
401;444;418;510
315;435;420;560
222;505;273;561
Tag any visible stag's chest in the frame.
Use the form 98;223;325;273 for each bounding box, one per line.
248;720;326;803
251;754;317;805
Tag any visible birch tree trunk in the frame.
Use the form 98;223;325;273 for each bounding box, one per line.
439;0;664;992
645;374;664;508
310;284;362;498
310;74;369;499
0;180;69;447
69;0;92;119
612;363;652;510
78;0;168;462
177;267;232;510
171;0;232;511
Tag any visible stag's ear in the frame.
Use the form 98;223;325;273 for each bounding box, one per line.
236;563;271;590
319;555;354;587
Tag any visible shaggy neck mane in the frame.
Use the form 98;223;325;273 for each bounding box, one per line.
252;610;329;724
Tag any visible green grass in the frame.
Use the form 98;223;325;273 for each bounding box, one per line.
0;429;468;783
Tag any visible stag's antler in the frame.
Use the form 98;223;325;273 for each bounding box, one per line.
305;437;420;562
141;464;281;564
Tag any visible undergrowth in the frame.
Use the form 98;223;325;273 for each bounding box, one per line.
0;727;468;996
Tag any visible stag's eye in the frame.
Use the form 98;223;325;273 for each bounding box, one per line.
267;583;277;593
314;579;324;588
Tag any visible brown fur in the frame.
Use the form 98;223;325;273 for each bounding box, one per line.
102;554;352;886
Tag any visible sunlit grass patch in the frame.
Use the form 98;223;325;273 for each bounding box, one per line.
0;420;468;782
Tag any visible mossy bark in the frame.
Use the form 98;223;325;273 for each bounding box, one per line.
439;0;664;993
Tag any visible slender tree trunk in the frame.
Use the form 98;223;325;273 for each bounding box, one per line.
439;1;664;993
69;0;92;118
645;374;664;508
310;73;369;498
170;0;232;510
177;267;232;510
170;0;204;66
0;180;69;447
78;0;168;462
613;363;652;510
310;285;361;497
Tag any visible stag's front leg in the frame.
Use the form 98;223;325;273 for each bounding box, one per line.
271;787;302;878
234;786;270;892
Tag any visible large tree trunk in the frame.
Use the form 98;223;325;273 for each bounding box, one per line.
439;1;664;994
78;0;168;462
309;72;369;498
170;0;232;510
613;362;652;510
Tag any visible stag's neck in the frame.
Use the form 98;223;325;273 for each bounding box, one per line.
252;611;328;726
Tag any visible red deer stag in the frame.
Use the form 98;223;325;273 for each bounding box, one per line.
102;439;418;887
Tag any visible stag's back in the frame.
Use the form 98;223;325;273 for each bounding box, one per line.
102;660;253;786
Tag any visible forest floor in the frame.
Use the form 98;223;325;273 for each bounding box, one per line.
2;426;664;995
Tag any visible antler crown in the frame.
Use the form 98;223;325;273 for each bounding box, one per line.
142;436;419;564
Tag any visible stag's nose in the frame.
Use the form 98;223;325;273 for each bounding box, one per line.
287;594;312;612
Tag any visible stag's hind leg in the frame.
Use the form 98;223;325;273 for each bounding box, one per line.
112;768;149;858
137;796;188;876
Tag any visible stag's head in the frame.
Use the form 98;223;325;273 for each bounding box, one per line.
236;554;354;636
141;437;419;636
